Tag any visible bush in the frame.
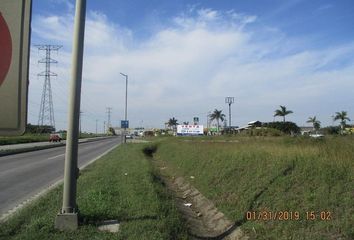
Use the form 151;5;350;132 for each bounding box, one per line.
239;128;284;137
262;121;300;135
322;126;340;135
26;124;55;133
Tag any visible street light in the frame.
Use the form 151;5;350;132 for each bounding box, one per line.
55;0;86;231
120;72;128;143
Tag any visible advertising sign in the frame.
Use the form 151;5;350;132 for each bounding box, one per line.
0;0;32;135
177;125;204;136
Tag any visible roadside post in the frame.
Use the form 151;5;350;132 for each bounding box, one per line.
120;73;128;143
55;0;86;230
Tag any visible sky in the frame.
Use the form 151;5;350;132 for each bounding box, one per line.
27;0;354;132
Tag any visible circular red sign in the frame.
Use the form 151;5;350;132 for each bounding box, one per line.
0;13;12;87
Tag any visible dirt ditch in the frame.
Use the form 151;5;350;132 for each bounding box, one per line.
141;144;247;239
164;175;248;240
149;157;248;239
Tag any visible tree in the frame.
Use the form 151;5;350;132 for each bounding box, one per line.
307;116;321;133
274;105;293;122
167;117;178;131
334;111;350;133
183;121;189;125
209;109;225;132
108;127;116;135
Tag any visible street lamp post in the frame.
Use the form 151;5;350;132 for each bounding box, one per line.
120;73;128;143
55;0;86;230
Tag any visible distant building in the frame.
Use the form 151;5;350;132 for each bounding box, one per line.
299;126;313;135
236;121;262;132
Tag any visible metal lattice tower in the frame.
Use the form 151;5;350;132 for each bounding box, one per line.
106;107;112;129
36;45;62;129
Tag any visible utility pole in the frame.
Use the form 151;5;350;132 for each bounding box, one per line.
36;44;62;130
79;111;83;136
120;73;128;143
95;119;98;134
103;121;106;134
207;111;211;129
225;97;234;132
106;107;112;129
55;0;86;231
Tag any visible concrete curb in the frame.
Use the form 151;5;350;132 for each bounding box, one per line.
0;141;121;223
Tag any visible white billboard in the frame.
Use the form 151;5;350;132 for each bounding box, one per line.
177;125;204;135
0;0;32;135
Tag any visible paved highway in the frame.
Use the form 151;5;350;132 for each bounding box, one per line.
0;137;121;217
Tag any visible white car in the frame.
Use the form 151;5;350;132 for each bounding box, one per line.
125;134;133;139
309;133;324;138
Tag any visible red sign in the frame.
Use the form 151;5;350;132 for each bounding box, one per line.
0;13;12;86
0;0;32;136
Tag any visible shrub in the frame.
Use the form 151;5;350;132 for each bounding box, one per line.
262;121;300;135
322;126;340;135
239;128;284;137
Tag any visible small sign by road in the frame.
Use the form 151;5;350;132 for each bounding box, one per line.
0;0;32;135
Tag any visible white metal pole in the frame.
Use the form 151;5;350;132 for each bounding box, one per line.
55;0;86;231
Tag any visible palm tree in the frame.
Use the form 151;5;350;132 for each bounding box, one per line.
183;121;189;125
209;109;225;132
274;105;293;122
167;117;178;131
334;111;350;133
307;116;321;133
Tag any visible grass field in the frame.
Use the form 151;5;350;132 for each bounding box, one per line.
0;134;50;145
153;135;354;240
0;144;188;240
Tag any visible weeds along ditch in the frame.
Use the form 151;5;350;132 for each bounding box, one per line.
151;136;354;240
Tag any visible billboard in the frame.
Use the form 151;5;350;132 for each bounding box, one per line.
177;125;204;136
0;0;32;135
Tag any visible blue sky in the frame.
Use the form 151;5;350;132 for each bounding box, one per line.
28;0;354;132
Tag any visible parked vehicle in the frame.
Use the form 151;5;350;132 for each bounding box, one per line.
49;133;62;142
125;134;133;139
309;133;324;139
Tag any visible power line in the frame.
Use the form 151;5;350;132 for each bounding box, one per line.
106;107;112;129
35;44;62;129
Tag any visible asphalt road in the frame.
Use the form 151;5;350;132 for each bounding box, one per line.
0;136;121;217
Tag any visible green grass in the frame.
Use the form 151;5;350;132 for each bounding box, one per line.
153;135;354;240
0;144;188;240
0;134;50;145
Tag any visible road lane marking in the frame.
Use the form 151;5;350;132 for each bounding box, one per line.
48;154;65;160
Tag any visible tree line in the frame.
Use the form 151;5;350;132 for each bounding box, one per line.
167;106;351;135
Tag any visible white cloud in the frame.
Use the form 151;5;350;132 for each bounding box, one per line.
28;7;354;132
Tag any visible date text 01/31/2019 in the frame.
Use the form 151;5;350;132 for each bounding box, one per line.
246;211;332;221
